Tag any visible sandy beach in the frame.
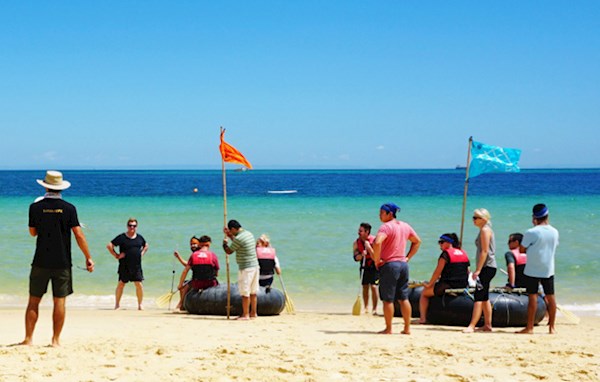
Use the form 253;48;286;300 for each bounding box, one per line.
1;307;598;382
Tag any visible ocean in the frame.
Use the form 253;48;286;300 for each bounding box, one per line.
1;169;598;315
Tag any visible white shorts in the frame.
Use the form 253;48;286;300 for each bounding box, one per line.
238;267;259;297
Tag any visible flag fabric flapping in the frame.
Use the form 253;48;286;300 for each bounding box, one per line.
219;129;252;169
469;141;521;178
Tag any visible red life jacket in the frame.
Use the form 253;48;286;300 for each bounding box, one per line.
190;250;217;280
440;247;470;288
510;248;527;287
257;247;276;276
511;248;527;265
356;235;376;269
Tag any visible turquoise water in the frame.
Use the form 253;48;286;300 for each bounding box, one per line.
1;190;598;314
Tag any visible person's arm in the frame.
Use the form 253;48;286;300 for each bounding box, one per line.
507;263;516;287
473;227;491;279
141;242;149;257
274;256;281;275
352;241;362;262
173;251;187;266
106;242;124;260
425;257;447;286
222;239;234;255
178;266;191;289
406;233;422;262
363;239;374;257
372;233;387;265
73;226;94;272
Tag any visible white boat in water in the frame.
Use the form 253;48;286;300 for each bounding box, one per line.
267;190;298;194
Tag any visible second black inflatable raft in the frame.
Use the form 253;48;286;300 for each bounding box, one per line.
184;283;285;316
395;286;547;327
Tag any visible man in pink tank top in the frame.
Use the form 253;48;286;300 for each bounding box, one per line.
373;203;421;335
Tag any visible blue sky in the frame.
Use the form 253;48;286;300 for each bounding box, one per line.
1;1;598;169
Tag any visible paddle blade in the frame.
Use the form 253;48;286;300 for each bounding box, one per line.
155;291;175;308
352;294;361;316
557;304;580;325
283;291;295;314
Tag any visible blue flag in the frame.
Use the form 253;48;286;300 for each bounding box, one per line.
469;141;522;178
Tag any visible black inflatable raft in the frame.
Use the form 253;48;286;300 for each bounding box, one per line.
184;283;285;316
395;286;547;327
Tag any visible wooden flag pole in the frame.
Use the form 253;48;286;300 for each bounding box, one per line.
221;126;231;320
459;136;473;246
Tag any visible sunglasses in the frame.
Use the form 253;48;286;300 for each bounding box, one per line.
472;216;481;220
438;240;446;244
128;224;137;228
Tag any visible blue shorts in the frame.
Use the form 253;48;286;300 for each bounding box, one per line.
378;261;409;302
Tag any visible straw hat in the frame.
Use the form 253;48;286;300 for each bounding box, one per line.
36;170;71;190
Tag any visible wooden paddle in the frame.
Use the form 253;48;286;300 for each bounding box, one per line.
352;257;365;316
277;273;295;314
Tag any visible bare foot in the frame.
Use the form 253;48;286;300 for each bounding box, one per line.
516;328;534;334
463;327;475;333
377;329;392;334
114;305;120;310
12;340;32;346
549;327;557;334
138;305;144;311
236;316;250;321
418;319;427;324
401;330;411;335
475;326;492;332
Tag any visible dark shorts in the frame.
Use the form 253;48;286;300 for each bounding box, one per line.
259;277;274;287
434;281;451;297
29;266;73;298
378;261;409;302
191;278;218;290
118;264;144;283
524;274;554;295
474;266;496;302
361;268;380;286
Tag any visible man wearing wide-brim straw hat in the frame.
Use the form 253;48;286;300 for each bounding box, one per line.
20;170;95;347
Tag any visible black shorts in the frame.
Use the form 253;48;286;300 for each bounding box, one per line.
524;274;554;295
259;276;274;287
29;266;73;298
118;264;144;283
361;268;380;285
474;266;496;302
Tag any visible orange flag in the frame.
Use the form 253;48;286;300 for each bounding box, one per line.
219;129;252;169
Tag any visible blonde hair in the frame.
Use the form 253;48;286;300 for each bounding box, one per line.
258;234;271;246
473;208;492;225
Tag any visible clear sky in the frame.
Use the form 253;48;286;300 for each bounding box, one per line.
1;1;599;170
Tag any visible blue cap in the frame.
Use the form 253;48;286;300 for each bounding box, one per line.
533;204;549;219
380;203;401;215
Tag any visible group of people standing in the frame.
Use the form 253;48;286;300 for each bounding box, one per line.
20;170;560;347
353;202;559;335
20;171;285;347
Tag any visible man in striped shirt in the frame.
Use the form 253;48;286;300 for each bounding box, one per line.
223;220;259;320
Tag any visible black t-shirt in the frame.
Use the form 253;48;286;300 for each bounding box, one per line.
111;233;146;271
28;197;80;269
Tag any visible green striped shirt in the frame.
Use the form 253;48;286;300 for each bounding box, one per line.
230;229;259;270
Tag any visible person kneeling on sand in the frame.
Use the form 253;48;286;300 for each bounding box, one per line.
176;235;220;311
